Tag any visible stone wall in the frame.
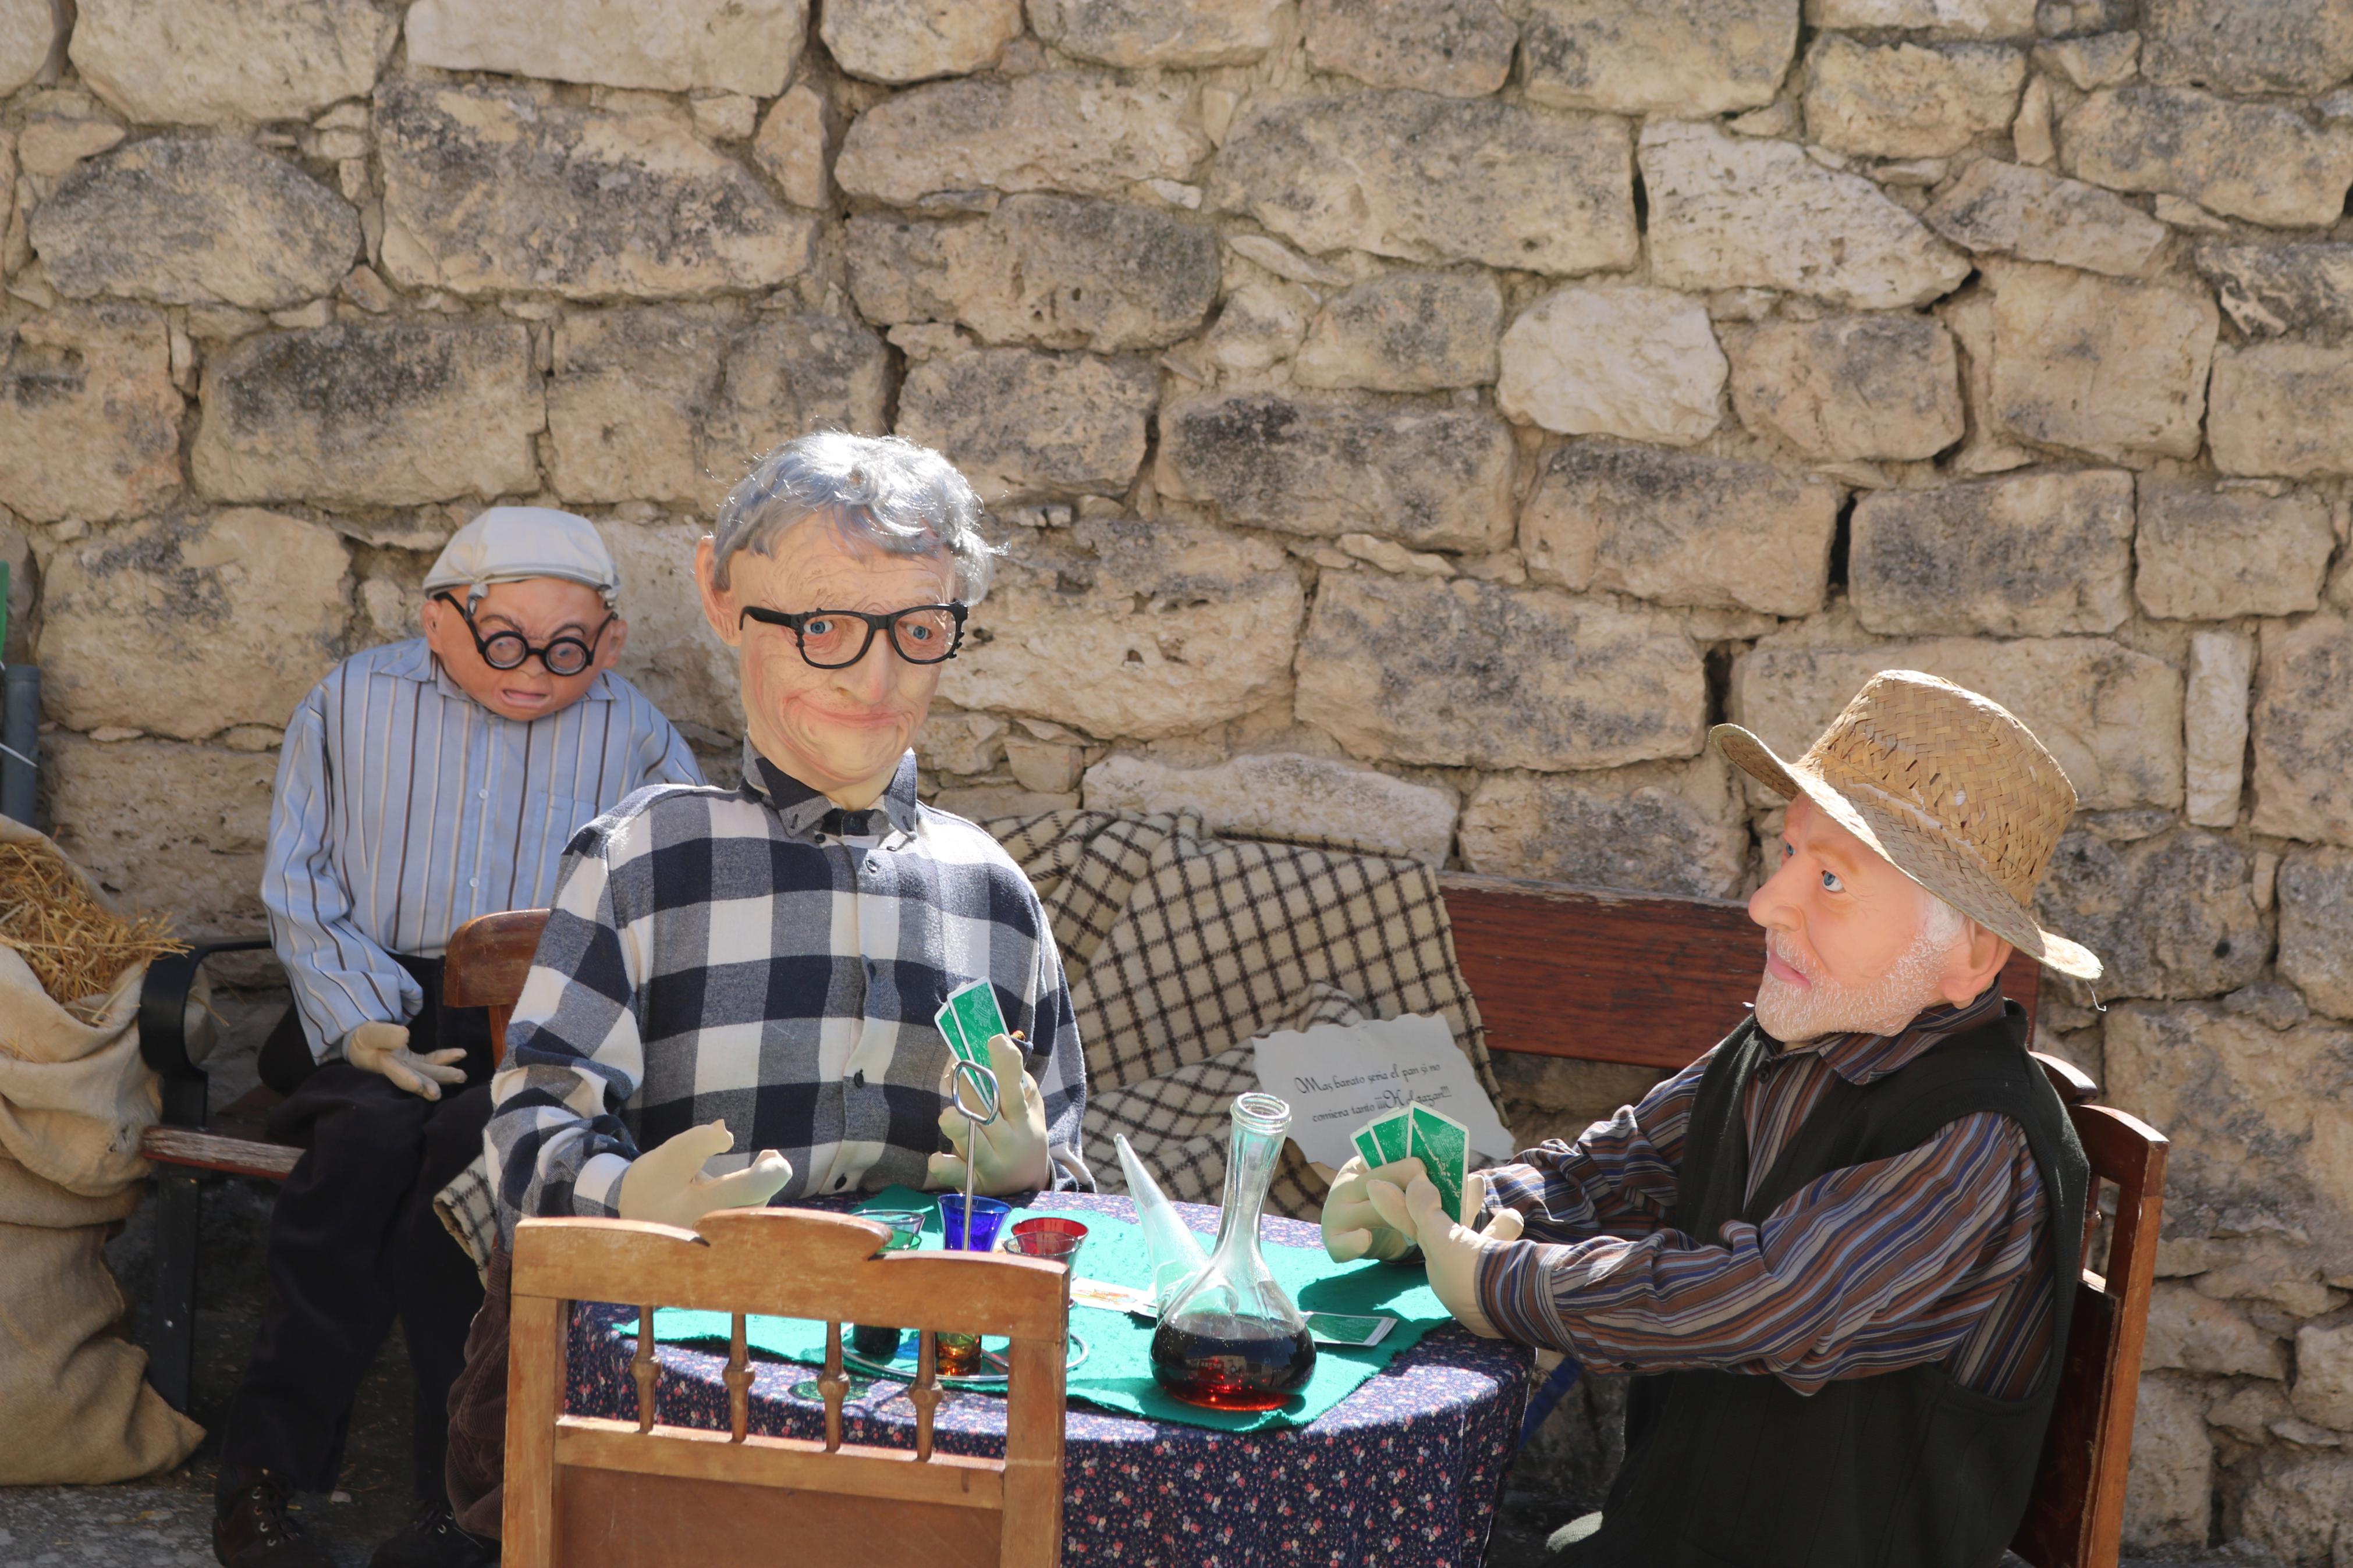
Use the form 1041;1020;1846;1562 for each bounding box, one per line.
6;0;2351;1555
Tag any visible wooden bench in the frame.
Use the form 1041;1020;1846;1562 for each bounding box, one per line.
136;874;2162;1567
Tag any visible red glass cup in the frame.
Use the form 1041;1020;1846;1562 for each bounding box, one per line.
1002;1215;1088;1265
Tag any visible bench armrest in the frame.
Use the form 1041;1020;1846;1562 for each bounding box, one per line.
138;938;275;1129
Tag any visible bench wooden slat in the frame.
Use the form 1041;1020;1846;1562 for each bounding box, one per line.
1437;872;2043;1069
140;1125;303;1180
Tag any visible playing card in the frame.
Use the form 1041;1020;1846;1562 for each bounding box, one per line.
945;979;1010;1062
1369;1106;1414;1167
934;998;983;1066
1350;1120;1388;1170
1070;1277;1157;1317
1304;1311;1397;1347
1408;1103;1471;1224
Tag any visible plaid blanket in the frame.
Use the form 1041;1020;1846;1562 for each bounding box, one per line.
438;808;1498;1260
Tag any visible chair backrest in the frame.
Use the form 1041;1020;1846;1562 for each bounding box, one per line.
504;1207;1070;1568
443;908;553;1065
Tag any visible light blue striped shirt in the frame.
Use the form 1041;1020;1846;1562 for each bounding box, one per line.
263;638;704;1060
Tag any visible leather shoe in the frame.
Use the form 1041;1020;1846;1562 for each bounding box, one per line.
213;1469;332;1567
369;1499;499;1567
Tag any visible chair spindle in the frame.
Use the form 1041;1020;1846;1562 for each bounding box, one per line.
725;1312;751;1443
819;1321;849;1452
909;1329;942;1462
631;1305;656;1434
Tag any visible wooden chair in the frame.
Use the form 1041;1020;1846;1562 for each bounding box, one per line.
502;1207;1069;1567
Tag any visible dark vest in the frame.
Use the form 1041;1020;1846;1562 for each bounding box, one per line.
1560;1002;2088;1568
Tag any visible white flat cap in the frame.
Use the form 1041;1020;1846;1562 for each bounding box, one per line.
423;507;620;606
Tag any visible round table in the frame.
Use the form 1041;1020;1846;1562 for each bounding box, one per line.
565;1192;1534;1567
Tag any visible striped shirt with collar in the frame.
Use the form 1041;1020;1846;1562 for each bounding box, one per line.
262;637;704;1060
486;742;1090;1240
1477;986;2054;1399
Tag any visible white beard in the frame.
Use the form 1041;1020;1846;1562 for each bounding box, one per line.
1753;924;1957;1044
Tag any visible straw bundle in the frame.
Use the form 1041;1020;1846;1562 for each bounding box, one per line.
0;840;186;1022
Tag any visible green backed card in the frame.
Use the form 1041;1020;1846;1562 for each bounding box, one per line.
1408;1104;1470;1223
1304;1310;1396;1347
1350;1121;1387;1170
1369;1107;1414;1167
944;979;1009;1062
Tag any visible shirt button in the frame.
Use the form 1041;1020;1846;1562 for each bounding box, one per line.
832;1175;849;1192
467;877;478;889
477;789;488;800
853;1069;866;1087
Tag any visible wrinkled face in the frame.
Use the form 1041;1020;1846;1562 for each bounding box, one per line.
697;516;958;809
1747;797;1982;1043
421;578;624;723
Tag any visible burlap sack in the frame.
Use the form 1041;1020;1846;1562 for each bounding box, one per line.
0;816;204;1481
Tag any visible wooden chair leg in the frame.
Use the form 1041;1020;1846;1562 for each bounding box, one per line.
146;1168;202;1411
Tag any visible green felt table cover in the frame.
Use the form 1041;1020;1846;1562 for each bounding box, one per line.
645;1186;1451;1433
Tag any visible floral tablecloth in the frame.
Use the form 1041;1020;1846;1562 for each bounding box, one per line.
565;1192;1534;1567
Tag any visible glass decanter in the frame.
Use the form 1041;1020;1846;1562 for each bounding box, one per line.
1149;1092;1317;1410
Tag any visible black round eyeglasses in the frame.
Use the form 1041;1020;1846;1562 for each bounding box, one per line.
432;592;613;678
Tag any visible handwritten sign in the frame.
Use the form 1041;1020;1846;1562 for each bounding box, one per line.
1251;1014;1517;1172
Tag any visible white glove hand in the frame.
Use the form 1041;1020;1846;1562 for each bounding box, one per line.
927;1033;1052;1196
616;1119;793;1229
1321;1154;1428;1263
1366;1169;1527;1339
343;1021;467;1101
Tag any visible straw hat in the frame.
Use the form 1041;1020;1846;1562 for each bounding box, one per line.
1712;670;2101;981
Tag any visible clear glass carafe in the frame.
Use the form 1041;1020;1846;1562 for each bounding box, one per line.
1148;1093;1317;1410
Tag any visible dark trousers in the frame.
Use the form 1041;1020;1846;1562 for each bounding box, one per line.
219;955;496;1499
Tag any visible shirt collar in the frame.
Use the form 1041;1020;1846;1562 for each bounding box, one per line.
739;739;921;841
379;637;616;705
1765;982;2008;1087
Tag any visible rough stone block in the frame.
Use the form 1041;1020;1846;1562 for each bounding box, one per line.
35;137;358;312
37;510;347;740
407;0;804;97
1722;312;1964;461
1083;751;1459;863
1641;119;1969;310
377;81;816;301
2120;1373;2212;1552
1850;467;2133;636
1803;37;2027;159
821;0;1020;82
1294;270;1502;393
2184;629;2253;830
1211;93;1637;276
2242;1452;2353;1568
1460;757;1748;897
2294;1320;2353;1431
2210;342;2353;479
939;519;1304;740
2136;478;2333;620
702;314;893;479
1519;440;1837;617
2033;827;2269;1001
1982;261;2215;463
2254;613;2353;847
2141;1279;2290;1378
834;72;1209;208
1497;284;1725;447
2062;84;2353;230
70;0;389;125
2107;1002;2353;1264
917;708;1008;778
1158;390;1516;552
754;85;832;209
0;0;49;97
1516;0;1798;117
2195;242;2353;339
847;197;1219;353
896;348;1155;503
40;735;278;933
1294;574;1706;771
0;304;181;525
1300;0;1517;96
2281;848;2353;1021
2142;0;2353;95
1029;0;1283;67
193;321;542;507
1807;0;2036;32
548;309;732;507
594;511;740;738
1732;633;2182;810
1921;159;2167;278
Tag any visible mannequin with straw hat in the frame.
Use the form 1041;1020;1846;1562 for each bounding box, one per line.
1326;670;2098;1568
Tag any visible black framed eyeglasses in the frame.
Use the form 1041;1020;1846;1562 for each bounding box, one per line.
738;603;969;669
432;592;613;678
